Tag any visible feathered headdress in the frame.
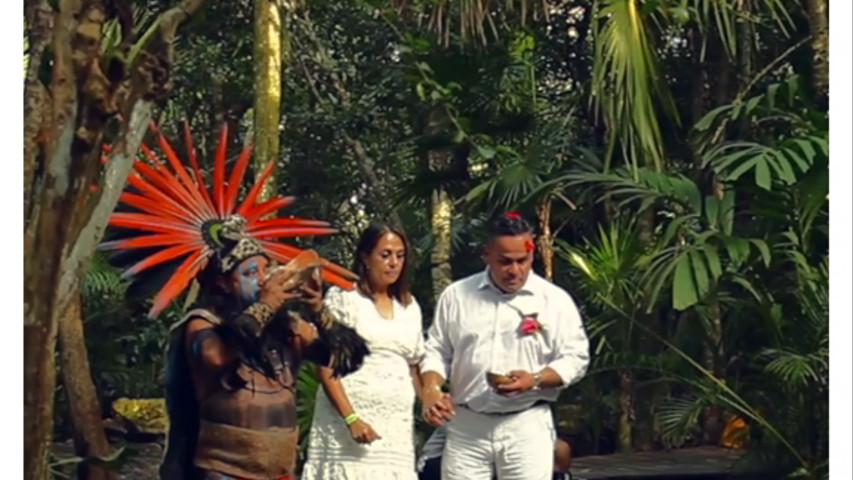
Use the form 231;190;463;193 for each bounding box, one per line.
101;122;356;317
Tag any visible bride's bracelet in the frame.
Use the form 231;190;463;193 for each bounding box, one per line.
344;413;359;425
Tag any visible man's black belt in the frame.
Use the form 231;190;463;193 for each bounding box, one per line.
458;400;548;416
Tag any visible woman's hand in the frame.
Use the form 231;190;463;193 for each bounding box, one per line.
421;387;455;427
348;419;381;444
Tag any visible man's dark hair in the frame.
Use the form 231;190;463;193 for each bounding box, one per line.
487;212;534;241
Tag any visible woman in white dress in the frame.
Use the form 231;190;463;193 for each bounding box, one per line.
301;223;425;480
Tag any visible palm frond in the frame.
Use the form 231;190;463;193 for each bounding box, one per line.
654;395;706;448
591;0;679;172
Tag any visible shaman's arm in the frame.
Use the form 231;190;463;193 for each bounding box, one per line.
184;318;236;376
290;306;369;377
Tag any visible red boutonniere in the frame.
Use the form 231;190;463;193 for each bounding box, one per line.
519;313;544;336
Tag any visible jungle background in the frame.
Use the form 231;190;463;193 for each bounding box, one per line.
23;0;829;479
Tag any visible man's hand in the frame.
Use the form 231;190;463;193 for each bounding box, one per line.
348;419;381;444
496;370;536;396
421;387;455;427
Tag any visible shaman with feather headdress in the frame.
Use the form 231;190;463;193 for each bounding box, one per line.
102;123;369;480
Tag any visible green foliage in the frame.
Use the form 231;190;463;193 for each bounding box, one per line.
697;76;829;191
52;1;829;478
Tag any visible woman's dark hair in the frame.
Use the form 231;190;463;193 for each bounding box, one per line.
192;259;235;315
352;223;413;306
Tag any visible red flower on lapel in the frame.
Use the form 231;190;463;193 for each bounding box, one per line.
519;313;543;336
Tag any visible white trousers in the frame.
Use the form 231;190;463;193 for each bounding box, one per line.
441;404;555;480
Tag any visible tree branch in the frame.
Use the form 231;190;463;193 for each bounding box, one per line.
709;36;811;145
57;101;152;314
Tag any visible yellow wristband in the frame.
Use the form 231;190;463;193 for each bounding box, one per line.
344;413;359;425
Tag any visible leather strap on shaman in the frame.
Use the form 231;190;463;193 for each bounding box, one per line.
226;302;277;345
244;302;275;327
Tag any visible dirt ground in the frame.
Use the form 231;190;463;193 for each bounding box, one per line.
52;441;164;480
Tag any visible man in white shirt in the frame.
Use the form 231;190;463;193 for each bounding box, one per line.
419;212;590;480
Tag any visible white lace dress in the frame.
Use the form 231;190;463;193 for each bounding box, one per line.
301;286;425;480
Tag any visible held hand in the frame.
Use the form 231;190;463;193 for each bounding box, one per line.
259;268;300;310
421;388;455;427
496;370;536;396
348;419;381;444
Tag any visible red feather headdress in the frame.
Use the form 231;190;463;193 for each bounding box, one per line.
102;122;356;317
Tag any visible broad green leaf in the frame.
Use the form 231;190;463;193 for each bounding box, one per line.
673;254;699;310
671;5;690;24
681;177;703;213
689;250;710;298
725;237;750;267
745;95;763;116
793;138;817;164
769;303;783;322
705;195;720;227
773;149;798;184
767;82;780;108
749;239;772;267
731;276;762;301
710;144;759;173
645;248;680;312
720;191;735;236
809;135;829;156
755;156;772;190
663;214;696;246
694;105;732;131
731;103;744;120
727;157;759;181
785;75;800;104
476;145;496;159
694;229;718;246
703;244;722;279
463;181;493;202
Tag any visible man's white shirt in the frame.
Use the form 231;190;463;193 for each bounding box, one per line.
420;269;590;414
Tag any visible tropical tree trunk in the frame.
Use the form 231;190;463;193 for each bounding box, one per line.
632;207;656;452
254;0;283;198
24;0;53;222
536;200;554;281
430;173;454;298
701;296;725;444
426;112;454;299
23;2;208;478
737;5;754;91
617;369;635;452
59;295;114;480
805;0;829;109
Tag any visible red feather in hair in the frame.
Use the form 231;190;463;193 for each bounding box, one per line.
103;122;356;317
